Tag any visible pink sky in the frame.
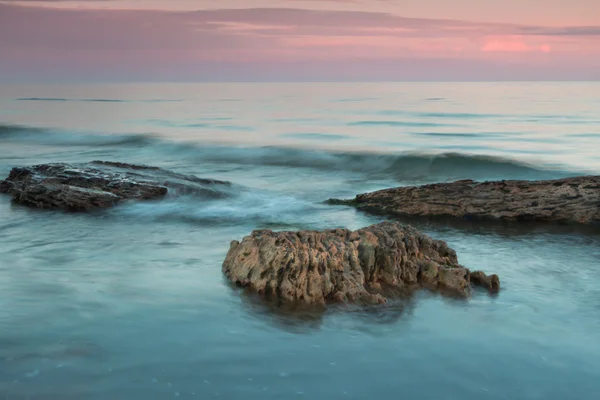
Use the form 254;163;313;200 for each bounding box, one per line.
0;0;599;81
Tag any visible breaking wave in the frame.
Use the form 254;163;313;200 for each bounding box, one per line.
173;146;575;182
0;123;579;182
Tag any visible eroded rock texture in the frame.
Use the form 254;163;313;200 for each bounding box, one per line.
328;176;600;225
222;221;499;306
0;161;231;211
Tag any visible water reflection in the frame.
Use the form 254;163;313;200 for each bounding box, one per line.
238;290;326;333
235;284;425;334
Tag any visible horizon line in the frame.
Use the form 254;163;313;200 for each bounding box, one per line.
2;79;599;84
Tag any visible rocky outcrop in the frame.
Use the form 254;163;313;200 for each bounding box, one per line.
328;176;600;225
222;221;499;306
0;161;231;211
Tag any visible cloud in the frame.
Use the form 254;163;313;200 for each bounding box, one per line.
0;2;597;81
518;26;600;36
482;37;534;52
1;3;599;40
481;36;556;53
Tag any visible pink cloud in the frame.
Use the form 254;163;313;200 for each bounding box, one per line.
0;3;598;81
482;37;534;52
481;36;554;53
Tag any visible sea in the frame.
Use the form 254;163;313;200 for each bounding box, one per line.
1;82;599;399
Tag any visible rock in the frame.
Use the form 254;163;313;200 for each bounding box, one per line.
0;161;231;211
222;221;498;306
470;271;500;293
328;176;600;225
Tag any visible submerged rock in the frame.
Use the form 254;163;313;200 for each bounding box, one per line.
470;271;500;293
328;176;600;225
222;221;499;306
0;161;231;211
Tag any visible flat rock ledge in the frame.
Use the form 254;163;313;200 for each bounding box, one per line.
0;161;231;211
222;221;499;306
328;176;600;225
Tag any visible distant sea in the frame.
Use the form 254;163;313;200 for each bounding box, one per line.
1;82;599;399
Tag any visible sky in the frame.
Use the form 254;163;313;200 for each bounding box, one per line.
0;0;599;81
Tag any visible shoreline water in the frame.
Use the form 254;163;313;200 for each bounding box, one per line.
1;82;599;399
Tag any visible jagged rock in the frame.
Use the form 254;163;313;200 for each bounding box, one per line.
222;221;499;306
328;176;600;225
0;161;231;211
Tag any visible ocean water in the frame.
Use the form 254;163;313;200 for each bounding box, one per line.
1;82;599;399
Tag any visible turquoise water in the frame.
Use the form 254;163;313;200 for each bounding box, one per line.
1;83;599;399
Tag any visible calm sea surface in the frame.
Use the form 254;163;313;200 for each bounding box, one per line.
1;83;599;399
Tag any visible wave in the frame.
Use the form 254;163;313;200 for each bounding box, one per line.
0;123;152;147
377;110;501;119
270;118;320;123
349;120;457;128
418;132;496;138
111;190;328;228
279;133;349;141
372;110;599;124
151;143;576;182
0;123;579;182
0;123;44;135
134;119;253;131
16;98;182;103
17;98;71;102
568;133;600;138
523;117;599;125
